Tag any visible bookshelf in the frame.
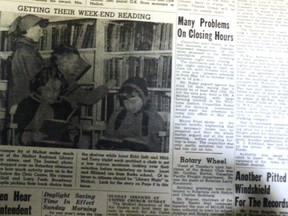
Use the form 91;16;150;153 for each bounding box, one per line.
0;17;97;75
95;20;172;151
0;24;9;143
39;19;96;50
78;20;172;149
0;24;10;131
0;15;172;149
101;20;172;114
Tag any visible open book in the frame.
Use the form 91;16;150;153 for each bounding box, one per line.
39;107;78;141
97;137;151;152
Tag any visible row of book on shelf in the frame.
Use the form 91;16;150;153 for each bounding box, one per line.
39;20;96;50
0;58;10;80
0;31;13;51
0;20;96;51
0;20;172;52
104;55;172;88
105;22;173;52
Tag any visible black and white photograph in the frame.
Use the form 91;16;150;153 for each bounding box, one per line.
2;0;288;215
0;11;172;152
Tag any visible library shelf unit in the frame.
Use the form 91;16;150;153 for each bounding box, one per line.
89;19;172;151
0;24;10;125
0;14;172;150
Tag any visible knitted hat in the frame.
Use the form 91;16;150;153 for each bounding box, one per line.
119;77;148;102
8;14;48;35
115;77;150;136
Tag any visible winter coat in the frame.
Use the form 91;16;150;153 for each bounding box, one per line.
9;37;45;107
103;107;164;152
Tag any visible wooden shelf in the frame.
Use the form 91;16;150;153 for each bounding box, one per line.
80;116;94;120
0;110;5;119
109;87;171;93
103;50;172;58
0;80;8;90
0;52;12;59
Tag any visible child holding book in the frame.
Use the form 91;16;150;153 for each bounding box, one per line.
51;44;116;106
99;77;164;152
14;66;78;147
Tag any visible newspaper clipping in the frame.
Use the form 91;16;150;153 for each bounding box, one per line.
0;0;288;215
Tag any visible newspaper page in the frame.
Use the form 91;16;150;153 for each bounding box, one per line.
175;0;288;216
0;0;288;216
0;0;175;215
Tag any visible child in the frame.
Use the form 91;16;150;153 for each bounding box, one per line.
14;66;78;147
100;77;164;152
8;14;49;108
51;44;115;106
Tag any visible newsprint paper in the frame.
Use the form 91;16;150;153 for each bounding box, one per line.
0;0;287;215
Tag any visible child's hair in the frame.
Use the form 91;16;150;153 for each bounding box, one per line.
50;44;80;66
30;66;68;94
50;44;91;81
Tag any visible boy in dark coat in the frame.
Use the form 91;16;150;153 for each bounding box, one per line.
51;44;115;106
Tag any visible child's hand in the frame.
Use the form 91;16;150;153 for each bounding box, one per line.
106;79;117;89
20;131;48;145
68;129;79;143
32;131;48;142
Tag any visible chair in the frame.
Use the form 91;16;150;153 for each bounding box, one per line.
157;111;170;152
78;119;106;149
78;92;119;149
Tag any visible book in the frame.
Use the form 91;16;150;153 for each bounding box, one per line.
75;23;88;48
39;107;77;141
